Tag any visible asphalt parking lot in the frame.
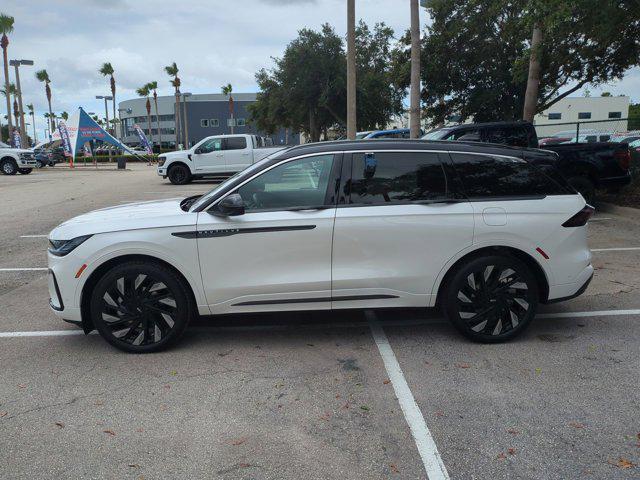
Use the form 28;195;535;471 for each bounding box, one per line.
1;164;639;479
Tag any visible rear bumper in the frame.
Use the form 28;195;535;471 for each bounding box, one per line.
598;173;631;190
545;264;593;304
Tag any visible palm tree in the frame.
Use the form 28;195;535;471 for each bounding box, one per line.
35;69;55;131
60;111;69;121
147;81;161;149
136;84;154;147
0;13;14;143
164;62;181;147
221;83;234;134
409;0;421;138
98;62;117;135
1;82;17;132
26;103;36;143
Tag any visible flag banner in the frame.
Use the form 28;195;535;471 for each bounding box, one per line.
83;142;93;157
12;128;21;149
57;121;73;157
133;124;153;154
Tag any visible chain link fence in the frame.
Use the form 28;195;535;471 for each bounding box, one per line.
533;118;640;145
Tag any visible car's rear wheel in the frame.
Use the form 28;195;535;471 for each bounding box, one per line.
90;261;192;353
168;164;192;185
442;255;538;343
1;159;17;175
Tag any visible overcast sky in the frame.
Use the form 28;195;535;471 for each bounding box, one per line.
3;0;639;138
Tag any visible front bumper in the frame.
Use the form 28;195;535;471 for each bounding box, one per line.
157;167;167;177
48;252;83;323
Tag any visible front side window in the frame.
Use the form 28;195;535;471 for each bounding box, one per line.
445;129;480;141
236;154;335;211
198;138;222;153
349;152;448;205
451;153;569;198
225;137;247;150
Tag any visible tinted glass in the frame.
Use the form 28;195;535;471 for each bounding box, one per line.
237;154;334;211
349;152;448;205
445;129;480;141
225;137;247;150
451;153;570;198
485;126;531;147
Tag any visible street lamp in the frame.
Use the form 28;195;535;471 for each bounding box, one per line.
181;92;192;148
9;59;34;146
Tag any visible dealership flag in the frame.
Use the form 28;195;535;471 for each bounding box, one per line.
133;124;153;154
57;121;73;157
12;128;21;149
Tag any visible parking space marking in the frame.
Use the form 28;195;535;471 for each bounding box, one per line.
0;268;48;272
589;217;612;222
19;235;48;238
592;247;640;252
537;308;640;319
0;330;88;338
367;310;450;480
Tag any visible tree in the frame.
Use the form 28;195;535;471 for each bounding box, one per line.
249;22;402;141
35;69;55;130
147;81;161;148
99;62;117;136
629;103;640;131
26;103;36;143
136;84;154;146
0;13;14;143
164;62;182;147
394;0;640;125
60;111;69;121
221;83;234;134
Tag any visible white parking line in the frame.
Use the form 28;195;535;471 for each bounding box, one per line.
0;330;89;338
0;268;48;272
592;247;640;252
19;235;48;238
537;308;640;319
589;217;612;221
367;310;450;480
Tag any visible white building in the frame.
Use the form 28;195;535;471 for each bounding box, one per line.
533;95;630;138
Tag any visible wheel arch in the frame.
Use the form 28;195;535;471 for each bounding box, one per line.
433;245;550;307
79;253;199;333
1;155;18;165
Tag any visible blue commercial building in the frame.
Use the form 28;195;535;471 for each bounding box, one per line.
118;92;297;148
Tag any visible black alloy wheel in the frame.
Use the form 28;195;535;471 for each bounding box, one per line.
91;261;191;353
443;255;538;343
168;164;191;185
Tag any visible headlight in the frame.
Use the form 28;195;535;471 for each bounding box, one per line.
48;235;93;257
158;156;166;167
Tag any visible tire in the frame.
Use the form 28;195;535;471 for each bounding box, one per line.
442;255;539;343
168;164;192;185
1;158;18;175
36;160;44;168
90;261;193;353
18;168;33;175
567;176;596;205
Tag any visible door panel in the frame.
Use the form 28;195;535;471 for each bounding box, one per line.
224;136;250;171
194;137;225;173
331;151;474;308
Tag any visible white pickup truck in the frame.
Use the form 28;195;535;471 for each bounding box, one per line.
157;134;284;184
0;141;37;175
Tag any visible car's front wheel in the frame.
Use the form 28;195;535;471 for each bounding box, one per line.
1;159;18;175
442;255;538;343
167;164;192;185
90;261;193;353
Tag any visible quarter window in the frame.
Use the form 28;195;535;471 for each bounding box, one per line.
236;154;335;211
349;152;448;205
225;137;247;150
451;153;569;198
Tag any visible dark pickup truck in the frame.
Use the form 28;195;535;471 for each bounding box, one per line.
423;121;632;203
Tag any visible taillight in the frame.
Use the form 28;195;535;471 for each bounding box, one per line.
562;205;595;227
614;149;631;171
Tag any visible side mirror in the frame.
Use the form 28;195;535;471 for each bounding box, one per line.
211;193;245;217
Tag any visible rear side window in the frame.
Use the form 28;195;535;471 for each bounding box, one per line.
451;153;570;198
349;152;448;204
225;137;247;150
485;126;531;147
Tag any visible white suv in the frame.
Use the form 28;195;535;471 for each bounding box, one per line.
48;140;593;352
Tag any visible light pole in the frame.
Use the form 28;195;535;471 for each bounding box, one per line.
96;95;114;161
9;59;33;146
181;92;191;148
346;0;356;141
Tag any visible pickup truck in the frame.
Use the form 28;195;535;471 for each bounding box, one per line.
423;121;632;203
0;141;37;175
158;134;284;185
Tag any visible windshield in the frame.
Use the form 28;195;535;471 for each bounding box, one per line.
188;149;288;212
610;135;640;143
422;128;451;140
355;132;371;139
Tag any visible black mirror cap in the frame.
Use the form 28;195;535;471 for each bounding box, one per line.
211;193;245;217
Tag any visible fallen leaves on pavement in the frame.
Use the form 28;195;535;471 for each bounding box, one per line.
608;457;636;469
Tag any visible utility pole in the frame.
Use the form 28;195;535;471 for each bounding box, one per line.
409;0;421;138
346;0;356;140
523;24;542;122
181;92;191;148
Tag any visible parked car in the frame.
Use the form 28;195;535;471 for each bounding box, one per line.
0;141;37;175
360;128;423;139
157;134;284;185
423;121;632;203
49;139;593;352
